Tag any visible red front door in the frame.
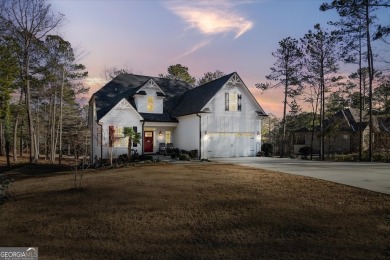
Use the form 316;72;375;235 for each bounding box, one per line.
144;131;153;153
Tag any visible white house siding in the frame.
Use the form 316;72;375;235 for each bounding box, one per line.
154;96;164;114
134;95;146;112
200;82;262;158
96;99;143;161
173;114;200;152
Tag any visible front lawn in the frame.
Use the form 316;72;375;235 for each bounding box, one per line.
1;163;389;259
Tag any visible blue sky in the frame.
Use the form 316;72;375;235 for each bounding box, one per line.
51;0;342;116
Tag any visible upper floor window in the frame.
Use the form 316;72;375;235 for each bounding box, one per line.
225;93;241;111
147;96;154;112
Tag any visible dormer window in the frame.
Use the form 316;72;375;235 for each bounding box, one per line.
147;96;154;112
225;93;241;111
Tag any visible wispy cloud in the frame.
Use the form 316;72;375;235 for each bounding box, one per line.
173;40;211;60
167;1;254;39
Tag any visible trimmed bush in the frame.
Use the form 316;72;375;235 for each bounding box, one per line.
179;154;191;161
261;143;273;157
117;154;128;163
299;146;312;159
189;150;198;159
139;154;153;161
256;151;265;157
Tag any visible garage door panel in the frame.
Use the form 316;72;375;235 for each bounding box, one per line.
208;133;255;158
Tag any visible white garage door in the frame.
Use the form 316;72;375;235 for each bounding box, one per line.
207;133;255;158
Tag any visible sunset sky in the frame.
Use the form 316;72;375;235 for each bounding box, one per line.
50;0;341;117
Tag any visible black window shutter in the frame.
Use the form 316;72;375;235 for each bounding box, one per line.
238;94;242;111
133;126;137;147
109;126;114;147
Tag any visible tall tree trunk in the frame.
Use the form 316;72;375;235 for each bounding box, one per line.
59;69;65;164
320;62;325;161
310;90;320;160
5;140;11;168
4;101;12;168
281;78;288;158
35;98;40;160
25;57;36;163
365;1;374;162
359;19;363;161
128;136;132;161
0;121;3;157
50;92;57;163
13;115;18;162
19;121;23;157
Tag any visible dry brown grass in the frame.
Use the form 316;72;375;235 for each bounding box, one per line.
0;162;389;259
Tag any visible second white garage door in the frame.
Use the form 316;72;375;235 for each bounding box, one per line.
207;133;255;158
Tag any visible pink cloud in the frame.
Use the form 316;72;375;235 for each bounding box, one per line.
167;1;253;39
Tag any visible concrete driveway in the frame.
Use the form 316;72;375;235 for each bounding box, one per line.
214;157;390;195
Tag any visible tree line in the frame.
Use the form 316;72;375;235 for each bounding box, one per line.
0;0;89;167
256;0;390;161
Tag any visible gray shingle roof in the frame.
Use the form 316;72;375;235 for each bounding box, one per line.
139;113;178;122
93;74;193;121
172;73;235;117
92;72;266;122
377;117;390;132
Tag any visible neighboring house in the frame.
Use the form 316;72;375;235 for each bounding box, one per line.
88;72;267;162
375;116;390;152
293;108;370;154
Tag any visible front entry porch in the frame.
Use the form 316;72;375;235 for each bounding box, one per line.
143;122;177;154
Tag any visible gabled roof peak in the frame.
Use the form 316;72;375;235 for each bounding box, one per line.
227;72;243;85
136;79;166;96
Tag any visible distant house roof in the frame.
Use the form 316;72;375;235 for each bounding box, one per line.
377;117;390;132
328;108;369;132
294;108;373;133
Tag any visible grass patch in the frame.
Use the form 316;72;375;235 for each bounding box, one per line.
0;163;389;259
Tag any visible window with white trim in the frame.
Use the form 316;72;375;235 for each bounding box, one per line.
225;93;241;112
109;126;125;147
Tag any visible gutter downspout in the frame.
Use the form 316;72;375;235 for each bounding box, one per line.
142;121;145;155
90;120;95;165
196;113;202;160
97;121;103;166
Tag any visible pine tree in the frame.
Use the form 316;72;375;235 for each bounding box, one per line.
256;37;303;157
321;0;390;161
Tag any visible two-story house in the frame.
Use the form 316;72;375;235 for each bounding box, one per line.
88;72;267;162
